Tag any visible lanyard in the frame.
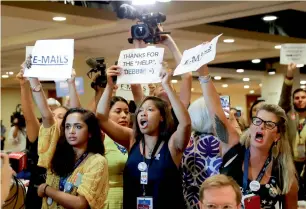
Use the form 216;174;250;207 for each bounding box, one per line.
141;138;163;196
59;152;88;191
243;148;272;194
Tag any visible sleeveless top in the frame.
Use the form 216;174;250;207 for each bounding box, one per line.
181;132;222;209
220;143;283;209
123;140;185;209
103;135;128;209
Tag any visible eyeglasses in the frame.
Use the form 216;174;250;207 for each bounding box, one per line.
203;203;236;209
252;117;278;130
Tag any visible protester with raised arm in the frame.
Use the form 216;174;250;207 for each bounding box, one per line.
28;72;109;209
197;64;298;209
278;63;306;200
97;65;191;209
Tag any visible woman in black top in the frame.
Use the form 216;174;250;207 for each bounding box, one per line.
197;64;298;209
97;65;191;209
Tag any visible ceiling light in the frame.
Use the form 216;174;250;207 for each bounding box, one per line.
250;90;255;94
8;72;14;75
222;84;228;88
171;80;178;83
268;68;276;75
297;64;304;68
132;0;156;5
2;75;9;78
191;88;194;92
301;85;306;89
274;45;281;49
259;83;262;87
244;85;250;89
300;80;306;85
236;69;244;73
157;0;171;2
214;76;222;80
262;15;277;22
243;78;250;82
53;16;66;21
252;59;261;64
223;39;235;43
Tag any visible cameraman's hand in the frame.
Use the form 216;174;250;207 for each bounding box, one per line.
134;39;146;48
157;25;173;47
106;66;122;87
92;75;105;92
67;68;76;84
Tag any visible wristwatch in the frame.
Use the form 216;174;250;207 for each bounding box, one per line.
31;83;42;92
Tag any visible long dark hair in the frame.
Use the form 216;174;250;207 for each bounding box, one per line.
134;96;174;142
110;96;128;109
51;108;105;177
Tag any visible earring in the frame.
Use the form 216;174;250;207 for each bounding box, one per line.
272;141;279;159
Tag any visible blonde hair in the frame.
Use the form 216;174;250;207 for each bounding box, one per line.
199;174;242;205
240;103;296;194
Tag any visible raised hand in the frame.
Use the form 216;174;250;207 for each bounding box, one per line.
159;67;173;87
286;63;296;78
106;65;122;87
67;68;76;84
16;67;28;85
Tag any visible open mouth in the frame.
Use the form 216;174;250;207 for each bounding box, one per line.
255;132;264;143
139;119;148;129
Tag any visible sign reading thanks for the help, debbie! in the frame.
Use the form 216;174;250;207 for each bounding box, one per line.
24;39;74;80
280;44;306;65
116;47;164;84
55;77;84;98
174;34;222;76
116;84;149;101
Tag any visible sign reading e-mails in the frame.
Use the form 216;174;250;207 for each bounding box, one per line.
116;47;164;84
23;39;74;80
174;34;222;76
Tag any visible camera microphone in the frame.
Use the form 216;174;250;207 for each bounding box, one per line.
117;4;139;20
86;57;98;69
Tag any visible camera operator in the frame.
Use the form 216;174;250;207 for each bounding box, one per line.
7;107;26;153
131;25;192;128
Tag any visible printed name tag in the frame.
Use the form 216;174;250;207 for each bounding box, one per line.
137;197;153;209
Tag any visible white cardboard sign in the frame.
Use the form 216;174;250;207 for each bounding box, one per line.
280;44;306;65
116;84;149;101
116;47;164;84
24;39;74;80
174;34;222;76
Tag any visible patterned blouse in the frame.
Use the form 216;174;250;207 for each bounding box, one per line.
181;132;222;209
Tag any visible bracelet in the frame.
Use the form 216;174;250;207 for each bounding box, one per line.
198;75;211;84
31;83;42;92
44;184;49;195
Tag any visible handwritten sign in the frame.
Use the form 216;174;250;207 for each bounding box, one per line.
117;47;164;84
280;44;306;65
55;77;84;98
116;84;149;101
174;34;222;76
24;39;74;80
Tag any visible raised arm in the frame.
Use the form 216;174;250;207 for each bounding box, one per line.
17;68;40;142
96;66;134;150
28;77;55;128
67;69;81;108
197;65;240;156
162;69;191;166
131;40;146;106
278;63;296;113
161;34;192;108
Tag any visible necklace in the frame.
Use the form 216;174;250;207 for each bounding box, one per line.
146;144;155;158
